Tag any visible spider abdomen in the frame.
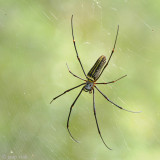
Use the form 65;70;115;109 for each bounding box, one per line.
87;55;106;81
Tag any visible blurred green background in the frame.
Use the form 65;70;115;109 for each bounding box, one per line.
0;0;160;159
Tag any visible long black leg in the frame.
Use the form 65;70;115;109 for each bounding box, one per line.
71;15;87;78
96;75;127;85
95;86;141;113
66;63;86;81
97;25;119;79
50;83;85;104
67;87;83;143
93;89;112;150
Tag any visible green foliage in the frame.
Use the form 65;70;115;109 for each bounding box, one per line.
0;0;160;159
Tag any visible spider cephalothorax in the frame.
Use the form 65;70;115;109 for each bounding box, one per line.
83;81;94;93
50;15;141;150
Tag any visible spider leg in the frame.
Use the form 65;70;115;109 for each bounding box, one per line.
66;63;86;81
71;15;87;78
93;89;112;150
95;86;141;113
97;25;119;79
96;75;127;85
67;87;83;143
50;83;85;104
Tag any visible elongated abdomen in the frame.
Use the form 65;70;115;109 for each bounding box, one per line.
87;55;106;81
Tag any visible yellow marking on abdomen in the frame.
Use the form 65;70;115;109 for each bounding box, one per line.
87;55;106;81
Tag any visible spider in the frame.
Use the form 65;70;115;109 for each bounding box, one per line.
50;15;141;150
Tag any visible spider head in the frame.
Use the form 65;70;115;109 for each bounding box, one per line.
83;81;94;93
